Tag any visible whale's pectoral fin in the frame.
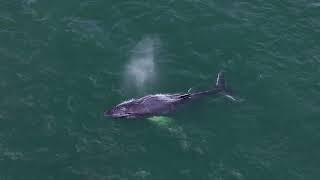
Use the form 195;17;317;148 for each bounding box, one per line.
148;116;174;126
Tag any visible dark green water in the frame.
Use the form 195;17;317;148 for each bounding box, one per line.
1;0;320;179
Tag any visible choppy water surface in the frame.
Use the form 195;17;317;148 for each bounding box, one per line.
1;0;320;179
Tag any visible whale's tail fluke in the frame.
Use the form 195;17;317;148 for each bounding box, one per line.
186;71;240;101
215;71;238;102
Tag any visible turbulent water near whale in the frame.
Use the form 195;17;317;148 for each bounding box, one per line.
1;1;319;180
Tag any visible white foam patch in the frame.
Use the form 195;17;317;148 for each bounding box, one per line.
310;2;320;7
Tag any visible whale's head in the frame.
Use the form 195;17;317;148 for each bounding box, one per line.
105;107;131;118
104;100;136;119
104;106;130;118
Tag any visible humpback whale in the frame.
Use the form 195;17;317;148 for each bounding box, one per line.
105;72;237;119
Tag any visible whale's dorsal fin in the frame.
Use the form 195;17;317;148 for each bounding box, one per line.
178;94;191;99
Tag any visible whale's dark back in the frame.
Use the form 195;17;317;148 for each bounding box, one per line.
105;72;237;119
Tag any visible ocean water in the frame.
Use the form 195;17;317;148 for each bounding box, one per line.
1;0;320;179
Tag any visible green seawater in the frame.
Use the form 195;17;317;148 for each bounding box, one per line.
1;0;320;179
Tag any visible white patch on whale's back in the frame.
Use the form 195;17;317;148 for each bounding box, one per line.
116;98;135;106
140;94;179;103
154;94;176;101
117;93;181;107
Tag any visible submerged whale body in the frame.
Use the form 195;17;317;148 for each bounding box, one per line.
105;72;237;119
